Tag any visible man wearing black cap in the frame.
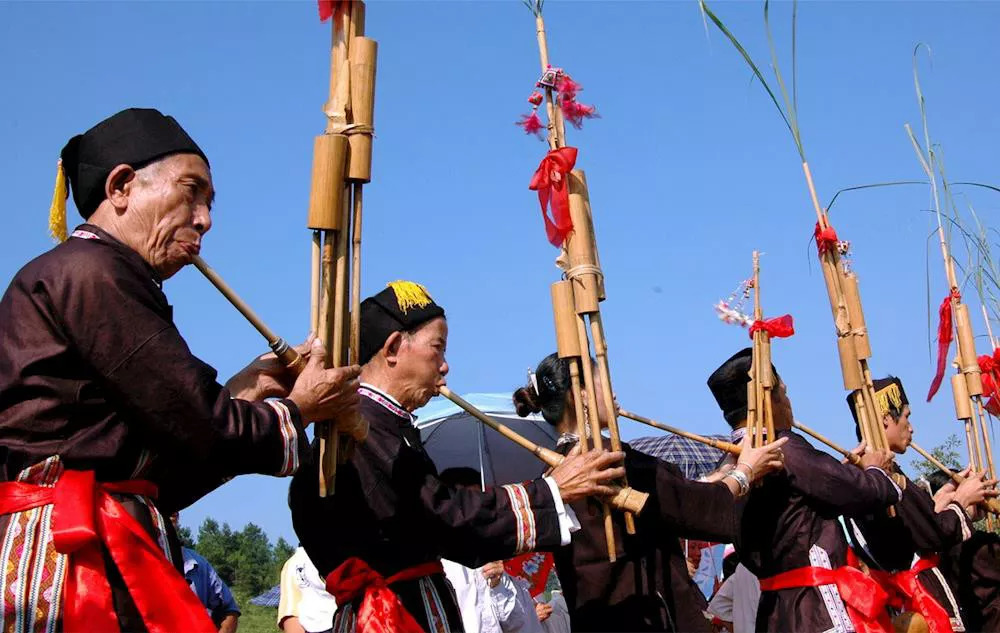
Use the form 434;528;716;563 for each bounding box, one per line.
707;348;900;633
845;376;995;632
0;108;360;631
290;281;627;633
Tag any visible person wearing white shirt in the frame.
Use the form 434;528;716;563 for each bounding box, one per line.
706;557;760;633
442;558;545;633
278;547;337;633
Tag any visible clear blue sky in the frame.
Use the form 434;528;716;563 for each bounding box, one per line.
2;1;999;545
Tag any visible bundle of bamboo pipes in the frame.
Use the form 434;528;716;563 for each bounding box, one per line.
308;0;378;496
531;11;631;563
931;246;997;527
746;252;776;448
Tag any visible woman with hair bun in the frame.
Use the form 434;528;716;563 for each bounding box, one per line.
513;353;787;632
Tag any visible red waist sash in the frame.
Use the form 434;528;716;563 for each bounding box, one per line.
758;559;892;633
869;556;954;633
326;557;445;633
0;470;214;633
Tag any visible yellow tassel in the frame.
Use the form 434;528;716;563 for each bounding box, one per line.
48;159;68;243
875;382;903;418
387;280;433;313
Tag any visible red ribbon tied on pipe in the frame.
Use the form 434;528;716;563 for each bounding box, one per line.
0;470;215;633
529;147;578;247
815;222;840;256
979;350;1000;415
749;315;795;340
326;558;445;633
926;289;961;402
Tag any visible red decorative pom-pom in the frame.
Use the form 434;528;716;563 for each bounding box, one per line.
556;74;582;101
528;92;543;106
516;111;545;139
560;98;598;129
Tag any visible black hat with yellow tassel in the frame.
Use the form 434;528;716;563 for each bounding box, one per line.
49;108;208;243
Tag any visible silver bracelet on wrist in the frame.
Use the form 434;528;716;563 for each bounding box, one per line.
726;468;751;497
736;461;755;479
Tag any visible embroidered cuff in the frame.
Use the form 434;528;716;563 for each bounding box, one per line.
946;503;973;541
867;466;903;503
266;399;300;476
502;483;538;554
543;475;580;546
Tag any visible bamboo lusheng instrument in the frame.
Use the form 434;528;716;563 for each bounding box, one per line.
438;387;648;515
905;119;998;530
192;255;305;375
746;252;777;448
910;442;1000;516
617;410;741;455
309;1;376;497
527;3;629;560
698;1;890;458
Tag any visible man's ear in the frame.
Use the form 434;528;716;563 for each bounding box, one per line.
105;164;137;212
383;331;404;366
882;413;894;430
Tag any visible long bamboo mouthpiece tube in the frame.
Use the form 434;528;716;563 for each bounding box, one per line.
438;387;647;515
791;421;861;465
192;256;305;374
618;410;740;455
911;442;1000;515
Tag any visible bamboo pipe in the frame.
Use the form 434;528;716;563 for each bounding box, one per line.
911;442;1000;515
310;232;322;333
618;410;740;455
533;14;563;150
192;256;305;375
575;314;618;557
791;421;861;465
350;186;363;365
551;281;587;445
588;313;635;535
438;387;647;515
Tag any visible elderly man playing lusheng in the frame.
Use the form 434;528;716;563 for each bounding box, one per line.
0;108;360;631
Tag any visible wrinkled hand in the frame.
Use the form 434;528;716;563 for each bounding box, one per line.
481;561;504;588
534;601;553;622
551;445;626;504
225;336;314;401
859;446;894;472
953;469;998;511
736;434;789;482
288;339;360;428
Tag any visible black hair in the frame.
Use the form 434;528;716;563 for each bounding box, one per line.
925;469;953;495
513;353;572;426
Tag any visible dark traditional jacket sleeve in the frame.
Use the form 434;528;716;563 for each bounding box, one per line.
51;247;308;478
652;458;737;542
896;474;972;551
784;433;901;516
358;423;562;568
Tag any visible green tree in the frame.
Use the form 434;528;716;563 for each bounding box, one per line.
196;518;239;586
272;537;296;580
232;523;274;596
176;524;196;549
911;433;963;480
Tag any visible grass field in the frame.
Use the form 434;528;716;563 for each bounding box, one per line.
234;592;278;633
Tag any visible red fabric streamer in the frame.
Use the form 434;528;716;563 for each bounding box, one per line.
749;314;795;340
529;147;578;246
516;112;545;140
758;556;892;633
987;397;1000;417
317;0;347;25
528;92;544;106
814;222;840;256
926;290;960;402
980;352;1000;415
868;557;953;633
0;470;215;633
560;98;598;130
503;552;555;598
326;558;444;633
